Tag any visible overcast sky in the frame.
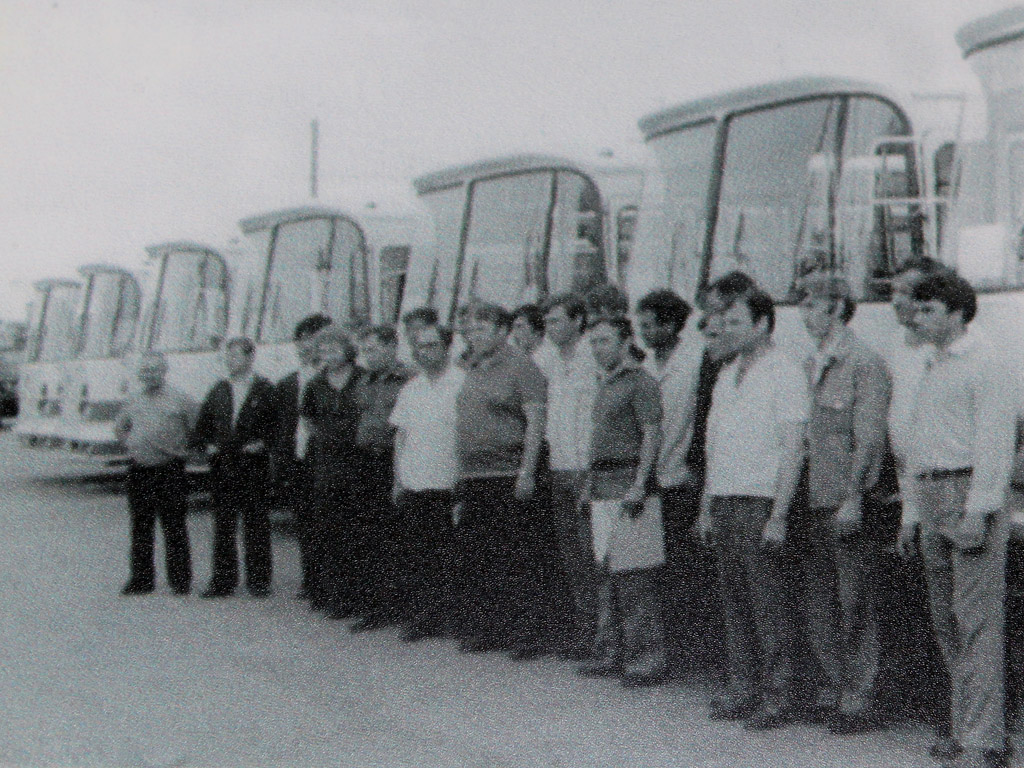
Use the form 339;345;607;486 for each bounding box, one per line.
0;0;1013;320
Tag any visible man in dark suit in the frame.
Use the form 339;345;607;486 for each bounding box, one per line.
194;337;279;598
274;314;331;600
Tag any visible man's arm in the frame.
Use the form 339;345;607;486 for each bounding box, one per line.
516;401;546;500
623;420;662;511
837;357;892;532
762;423;805;548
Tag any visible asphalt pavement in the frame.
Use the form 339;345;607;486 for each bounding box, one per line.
0;434;957;767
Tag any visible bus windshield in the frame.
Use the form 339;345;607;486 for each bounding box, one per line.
257;216;368;343
150;250;228;353
79;272;140;359
36;285;81;362
647;93;919;302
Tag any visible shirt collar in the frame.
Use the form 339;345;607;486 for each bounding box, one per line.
943;326;981;357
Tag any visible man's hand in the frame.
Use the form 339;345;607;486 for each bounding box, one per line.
241;440;265;455
833;494;862;539
515;471;536;501
761;514;787;551
391;482;402;505
695;495;714;547
621;483;646;517
897;521;919;558
948;512;993;554
205;444;220;458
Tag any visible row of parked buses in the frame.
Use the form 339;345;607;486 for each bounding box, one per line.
14;5;1024;470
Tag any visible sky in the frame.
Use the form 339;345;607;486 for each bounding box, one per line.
0;0;1015;321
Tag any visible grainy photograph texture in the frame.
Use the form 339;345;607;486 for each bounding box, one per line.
2;1;1024;767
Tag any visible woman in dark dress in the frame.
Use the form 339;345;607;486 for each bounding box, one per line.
301;326;362;619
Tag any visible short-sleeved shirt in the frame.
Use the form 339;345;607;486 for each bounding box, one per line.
115;386;198;467
643;340;701;487
455;342;547;478
390;365;466;491
705;345;810;498
589;365;662;471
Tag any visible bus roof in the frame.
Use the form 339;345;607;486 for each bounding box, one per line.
412;153;638;196
144;241;223;260
957;6;1024;58
77;264;136;279
238;203;415;235
638;76;905;140
32;278;80;292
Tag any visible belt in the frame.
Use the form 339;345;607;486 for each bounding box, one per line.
916;467;973;481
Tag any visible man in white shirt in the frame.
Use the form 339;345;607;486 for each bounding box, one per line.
533;293;600;658
635;289;703;677
697;287;809;731
902;273;1018;768
390;322;466;642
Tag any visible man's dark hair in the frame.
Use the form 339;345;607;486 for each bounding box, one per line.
512;304;544;334
361;324;399;346
701;271;757;307
413;323;454;349
591;315;633;340
225;337;256;357
584;284;629;320
740;289;776;335
471;302;513;330
912;273;977;324
401;306;439;328
896;257;949;278
294;314;332;342
636;290;692;334
543;292;587;328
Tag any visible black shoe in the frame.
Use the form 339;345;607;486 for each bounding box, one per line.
120;581;154;596
200;585;234;598
248;586;271;598
459;636;504;653
930;736;963;762
708;696;759;721
577;658;621;678
326;607;354;620
170;585;191;596
508;642;549;661
827;710;878;735
349;615;391;633
744;701;792;731
401;624;441;643
621;670;667;688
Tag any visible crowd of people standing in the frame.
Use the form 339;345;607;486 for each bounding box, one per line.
113;258;1020;768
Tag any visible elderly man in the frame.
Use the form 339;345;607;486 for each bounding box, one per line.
795;275;891;732
115;352;198;596
900;273;1018;768
193;338;279;598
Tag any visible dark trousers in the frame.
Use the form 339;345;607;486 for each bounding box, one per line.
660;483;723;674
126;460;191;592
550;470;598;649
399;489;456;631
593;568;666;676
454;476;545;648
209;454;272;592
279;456;315;593
710;495;793;705
352;452;403;619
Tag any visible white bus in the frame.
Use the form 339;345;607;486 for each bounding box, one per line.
626;76;960;361
15;278;82;448
236;203;426;378
400;154;644;325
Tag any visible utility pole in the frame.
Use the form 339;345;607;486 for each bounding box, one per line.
310;119;319;199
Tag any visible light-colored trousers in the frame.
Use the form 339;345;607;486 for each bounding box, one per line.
918;474;1008;752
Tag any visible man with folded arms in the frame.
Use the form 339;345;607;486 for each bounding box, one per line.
899;273;1018;768
697;287;809;731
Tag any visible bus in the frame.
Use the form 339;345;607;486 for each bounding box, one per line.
626;76;960;360
14;278;83;448
399;153;644;327
56;264;143;458
236;203;426;378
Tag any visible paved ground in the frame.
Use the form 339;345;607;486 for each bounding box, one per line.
0;434;980;768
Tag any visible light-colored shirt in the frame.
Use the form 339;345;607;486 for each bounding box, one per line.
906;328;1019;516
533;338;598;471
886;331;933;465
390;365;466;491
228;373;254;426
294;363;318;460
115;385;198;466
705;344;810;498
643;339;701;487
